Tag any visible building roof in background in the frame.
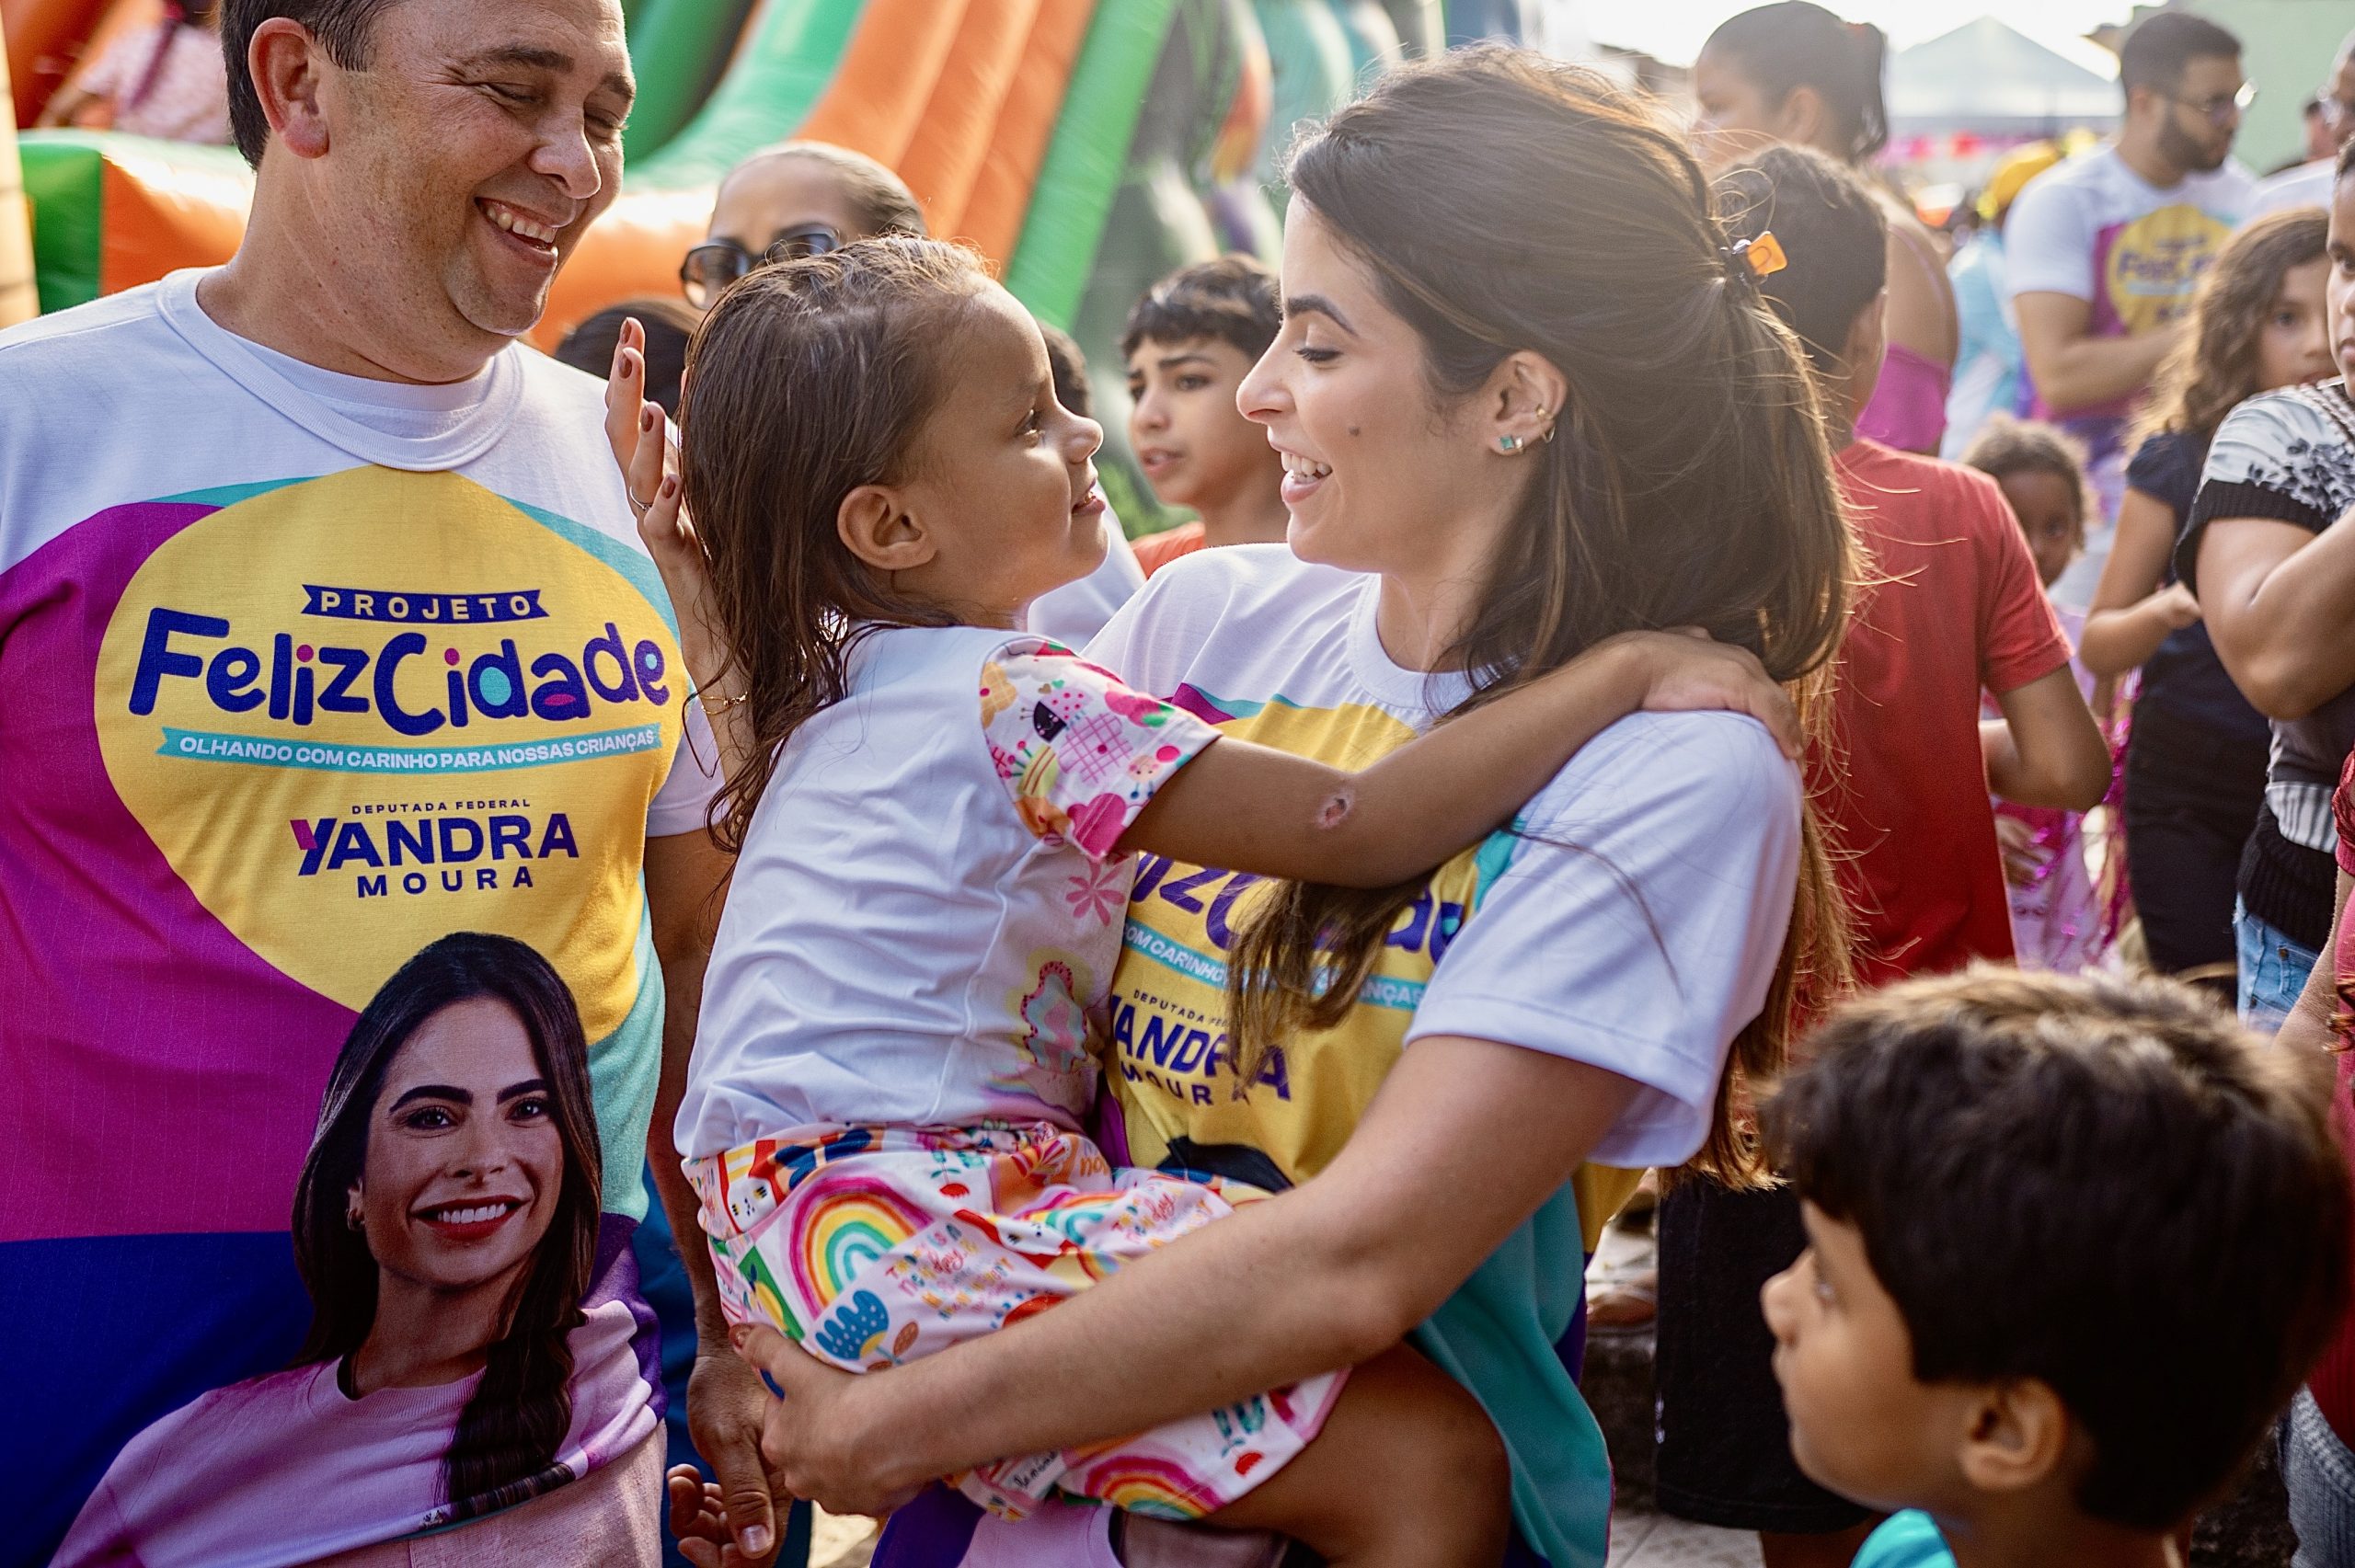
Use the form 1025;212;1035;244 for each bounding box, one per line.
1889;17;2121;134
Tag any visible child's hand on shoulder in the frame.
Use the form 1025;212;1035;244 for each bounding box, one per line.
1598;628;1802;759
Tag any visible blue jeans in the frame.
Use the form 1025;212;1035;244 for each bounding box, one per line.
2235;898;2320;1035
2283;1387;2355;1568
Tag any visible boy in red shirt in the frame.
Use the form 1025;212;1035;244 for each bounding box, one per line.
1653;144;2112;1568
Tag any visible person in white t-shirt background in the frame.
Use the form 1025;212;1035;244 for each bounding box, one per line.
2248;32;2355;222
0;1;776;1563
2007;10;2256;604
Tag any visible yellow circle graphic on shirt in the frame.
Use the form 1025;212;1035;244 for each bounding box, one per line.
2103;204;2234;336
93;468;686;1036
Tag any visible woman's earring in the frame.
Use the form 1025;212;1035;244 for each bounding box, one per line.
1498;434;1522;452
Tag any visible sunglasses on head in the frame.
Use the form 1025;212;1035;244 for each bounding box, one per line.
679;223;845;308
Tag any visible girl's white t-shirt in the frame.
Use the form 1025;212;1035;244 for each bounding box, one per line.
677;626;1217;1157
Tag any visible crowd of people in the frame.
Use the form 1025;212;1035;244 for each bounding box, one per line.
8;3;2355;1568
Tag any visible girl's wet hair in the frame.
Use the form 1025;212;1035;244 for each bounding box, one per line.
1704;2;1890;164
2137;207;2331;447
1223;46;1856;1184
291;932;602;1518
679;236;994;852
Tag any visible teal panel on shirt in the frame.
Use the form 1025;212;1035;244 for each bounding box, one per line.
1410;1182;1610;1568
1853;1510;1956;1568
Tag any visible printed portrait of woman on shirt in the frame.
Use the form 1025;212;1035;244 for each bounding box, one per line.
55;933;639;1568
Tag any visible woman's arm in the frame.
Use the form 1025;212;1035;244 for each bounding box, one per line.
1121;632;1798;887
2079;489;2201;679
1881;212;1957;367
2279;871;2351;1059
1979;664;2108;809
729;1037;1642;1517
2197;510;2355;719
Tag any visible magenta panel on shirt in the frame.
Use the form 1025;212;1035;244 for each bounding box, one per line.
0;498;357;1242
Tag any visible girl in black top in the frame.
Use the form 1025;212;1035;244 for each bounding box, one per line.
2082;208;2334;982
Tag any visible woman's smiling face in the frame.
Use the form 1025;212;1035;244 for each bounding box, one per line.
351;996;562;1299
1237;200;1497;578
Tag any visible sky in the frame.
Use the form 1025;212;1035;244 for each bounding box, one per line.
1548;0;2127;75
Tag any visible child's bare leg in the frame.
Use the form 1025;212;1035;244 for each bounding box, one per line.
1200;1341;1511;1567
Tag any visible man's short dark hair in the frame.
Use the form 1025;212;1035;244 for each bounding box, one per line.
1120;255;1281;364
2119;10;2242;97
1765;967;2349;1532
222;0;403;167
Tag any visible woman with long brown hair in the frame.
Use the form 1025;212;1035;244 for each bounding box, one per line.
634;47;1853;1566
2078;209;2335;998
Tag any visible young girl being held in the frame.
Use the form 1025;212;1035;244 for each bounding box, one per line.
613;238;1800;1565
1964;418;2108;972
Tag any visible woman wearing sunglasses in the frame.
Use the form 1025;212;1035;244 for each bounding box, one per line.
679;141;925;311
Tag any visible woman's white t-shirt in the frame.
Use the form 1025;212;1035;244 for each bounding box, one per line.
1087;545;1804;1174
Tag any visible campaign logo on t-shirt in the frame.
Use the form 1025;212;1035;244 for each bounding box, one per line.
2094;203;2234;337
92;466;680;1041
1106;689;1494;1175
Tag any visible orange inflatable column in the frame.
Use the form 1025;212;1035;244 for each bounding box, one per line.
3;0;110;126
791;0;971;205
958;0;1094;265
892;0;1040;241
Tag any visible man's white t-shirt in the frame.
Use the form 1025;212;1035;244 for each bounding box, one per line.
2005;147;2255;440
1;269;716;1564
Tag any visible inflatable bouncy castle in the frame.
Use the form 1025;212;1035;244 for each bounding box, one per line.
5;0;1522;487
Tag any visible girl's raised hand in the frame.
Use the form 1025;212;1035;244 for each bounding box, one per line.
605;321;726;692
1603;629;1804;760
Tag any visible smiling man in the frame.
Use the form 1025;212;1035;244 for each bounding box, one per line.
0;4;752;1565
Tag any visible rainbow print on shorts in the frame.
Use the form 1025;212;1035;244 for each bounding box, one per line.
686;1122;1345;1520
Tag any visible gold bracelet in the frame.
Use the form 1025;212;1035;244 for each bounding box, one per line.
697;690;747;715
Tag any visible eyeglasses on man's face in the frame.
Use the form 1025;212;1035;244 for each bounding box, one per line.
2168;79;2257;127
679;224;845;309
